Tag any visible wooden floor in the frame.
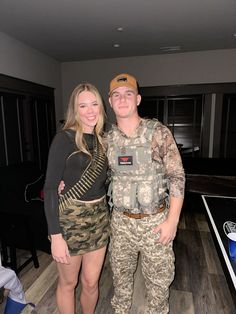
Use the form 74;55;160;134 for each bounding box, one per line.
1;195;235;314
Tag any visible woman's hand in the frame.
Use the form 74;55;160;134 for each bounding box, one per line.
51;234;70;264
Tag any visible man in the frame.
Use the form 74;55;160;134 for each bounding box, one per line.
106;73;185;314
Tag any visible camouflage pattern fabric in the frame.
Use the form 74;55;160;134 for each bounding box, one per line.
59;197;110;255
106;119;185;215
151;120;185;198
107;119;167;214
109;209;175;314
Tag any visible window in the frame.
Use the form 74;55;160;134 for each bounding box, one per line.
139;95;203;157
0;74;56;169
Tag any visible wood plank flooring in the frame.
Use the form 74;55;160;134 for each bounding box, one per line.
1;195;235;313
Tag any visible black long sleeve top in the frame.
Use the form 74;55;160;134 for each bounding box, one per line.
44;129;108;235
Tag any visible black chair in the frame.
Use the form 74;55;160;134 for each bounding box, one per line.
0;162;50;274
0;212;39;274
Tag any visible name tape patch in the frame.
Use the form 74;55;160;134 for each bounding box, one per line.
118;156;133;166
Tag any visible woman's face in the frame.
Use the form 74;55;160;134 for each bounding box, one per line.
76;90;100;133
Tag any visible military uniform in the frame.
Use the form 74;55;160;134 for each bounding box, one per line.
107;118;185;314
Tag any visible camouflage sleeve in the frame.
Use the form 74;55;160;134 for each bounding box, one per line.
152;122;185;198
102;132;111;186
102;132;108;152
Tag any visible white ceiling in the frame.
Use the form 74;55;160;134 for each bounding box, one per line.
1;0;236;62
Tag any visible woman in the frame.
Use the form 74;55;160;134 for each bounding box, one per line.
44;83;110;314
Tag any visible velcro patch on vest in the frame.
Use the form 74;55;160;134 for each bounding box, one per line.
118;156;133;166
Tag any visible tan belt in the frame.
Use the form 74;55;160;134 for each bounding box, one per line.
123;203;166;219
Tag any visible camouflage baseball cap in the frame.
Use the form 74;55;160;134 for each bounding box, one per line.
109;73;138;94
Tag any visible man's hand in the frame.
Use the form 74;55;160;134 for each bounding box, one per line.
58;180;65;194
153;218;178;245
154;197;183;245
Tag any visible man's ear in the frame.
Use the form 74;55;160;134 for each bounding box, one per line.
137;94;142;106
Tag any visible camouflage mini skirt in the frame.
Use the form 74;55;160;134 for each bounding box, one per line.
59;196;110;255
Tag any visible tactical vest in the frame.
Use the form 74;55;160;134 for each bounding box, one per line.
107;119;168;214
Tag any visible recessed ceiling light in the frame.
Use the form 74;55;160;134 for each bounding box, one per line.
117;27;123;32
233;33;236;38
160;46;181;52
113;43;120;48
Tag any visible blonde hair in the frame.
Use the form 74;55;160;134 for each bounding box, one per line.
63;83;106;156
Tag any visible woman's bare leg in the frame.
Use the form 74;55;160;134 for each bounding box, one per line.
80;246;107;314
56;255;82;314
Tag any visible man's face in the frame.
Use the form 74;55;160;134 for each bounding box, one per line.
109;86;141;119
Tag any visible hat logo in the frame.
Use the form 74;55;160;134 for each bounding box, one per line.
117;77;127;82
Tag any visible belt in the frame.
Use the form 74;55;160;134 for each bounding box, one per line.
123;204;166;219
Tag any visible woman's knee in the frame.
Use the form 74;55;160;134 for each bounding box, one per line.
80;276;98;293
58;276;78;291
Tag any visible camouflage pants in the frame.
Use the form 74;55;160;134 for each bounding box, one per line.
59;196;110;255
109;210;175;314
